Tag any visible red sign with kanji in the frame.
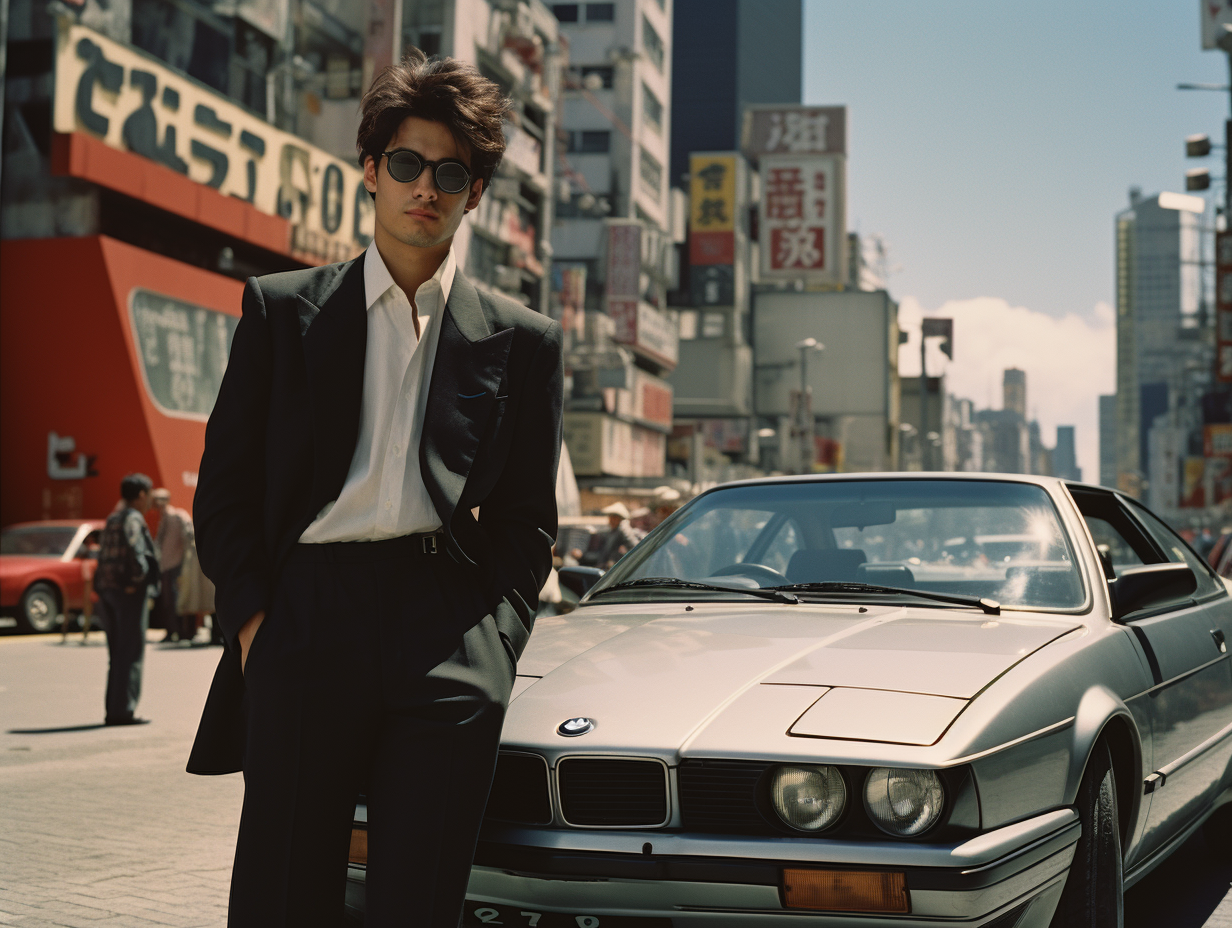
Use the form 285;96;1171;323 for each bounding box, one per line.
759;154;842;282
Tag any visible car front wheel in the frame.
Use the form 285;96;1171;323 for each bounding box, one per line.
1051;740;1123;927
19;582;62;634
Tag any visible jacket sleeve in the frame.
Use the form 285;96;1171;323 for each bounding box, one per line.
476;320;564;643
193;278;273;649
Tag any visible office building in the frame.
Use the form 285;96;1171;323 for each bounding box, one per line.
1113;188;1209;500
550;1;681;485
1053;425;1081;482
1099;394;1117;488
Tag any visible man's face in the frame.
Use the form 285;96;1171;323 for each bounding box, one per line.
363;115;484;250
608;514;622;530
153;496;167;512
133;490;151;514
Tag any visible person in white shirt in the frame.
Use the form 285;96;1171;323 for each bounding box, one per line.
189;51;563;928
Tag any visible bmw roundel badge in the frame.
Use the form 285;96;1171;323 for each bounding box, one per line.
557;717;595;737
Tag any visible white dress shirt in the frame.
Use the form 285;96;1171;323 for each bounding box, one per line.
299;241;454;543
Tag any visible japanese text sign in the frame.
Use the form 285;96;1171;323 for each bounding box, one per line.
605;221;642;298
758;153;846;285
54;21;373;264
743;106;846;156
689;153;738;267
1218;231;1232;382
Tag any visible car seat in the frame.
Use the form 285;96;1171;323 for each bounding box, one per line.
786;549;868;584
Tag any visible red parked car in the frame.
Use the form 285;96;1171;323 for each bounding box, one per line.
0;520;106;633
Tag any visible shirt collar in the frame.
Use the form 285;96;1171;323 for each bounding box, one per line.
364;241;456;312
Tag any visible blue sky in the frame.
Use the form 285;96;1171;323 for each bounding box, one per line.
801;0;1221;476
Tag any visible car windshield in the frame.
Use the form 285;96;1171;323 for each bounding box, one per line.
591;479;1085;610
0;526;79;557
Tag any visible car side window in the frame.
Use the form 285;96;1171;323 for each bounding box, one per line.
1084;516;1143;574
1128;504;1223;599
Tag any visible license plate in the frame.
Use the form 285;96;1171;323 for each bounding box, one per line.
463;901;672;928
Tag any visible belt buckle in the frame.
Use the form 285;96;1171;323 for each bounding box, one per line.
422;534;438;555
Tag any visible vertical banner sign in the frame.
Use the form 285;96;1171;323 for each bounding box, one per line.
689;154;737;265
1202;0;1232;48
743;106;848;288
1217;231;1232;382
759;153;844;283
605;221;642;344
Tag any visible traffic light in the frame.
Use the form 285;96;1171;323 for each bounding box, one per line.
1187;133;1213;158
1188;168;1212;191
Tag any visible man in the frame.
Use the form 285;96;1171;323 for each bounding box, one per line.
590;501;644;569
94;473;160;725
188;50;563;928
151;488;193;642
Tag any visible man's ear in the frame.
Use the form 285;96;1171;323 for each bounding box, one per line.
465;177;484;212
363;154;378;195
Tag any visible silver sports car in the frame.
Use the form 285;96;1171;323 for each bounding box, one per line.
347;474;1232;927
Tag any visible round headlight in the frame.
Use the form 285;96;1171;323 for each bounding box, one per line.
863;767;945;837
770;764;846;832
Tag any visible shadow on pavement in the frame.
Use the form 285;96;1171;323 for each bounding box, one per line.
1125;828;1232;928
7;723;109;734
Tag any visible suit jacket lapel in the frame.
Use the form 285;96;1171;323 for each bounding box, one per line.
421;271;513;561
300;255;367;517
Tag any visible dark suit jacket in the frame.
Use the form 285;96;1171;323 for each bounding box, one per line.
186;254;563;774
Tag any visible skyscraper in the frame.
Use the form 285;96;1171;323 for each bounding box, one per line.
669;0;802;188
1003;368;1027;419
1099;394;1117;488
1053;426;1081;482
1113;189;1209;500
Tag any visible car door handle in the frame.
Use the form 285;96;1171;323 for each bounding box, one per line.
1213;629;1227;654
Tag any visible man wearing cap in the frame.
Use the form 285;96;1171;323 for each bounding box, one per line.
594;502;644;569
152;488;194;642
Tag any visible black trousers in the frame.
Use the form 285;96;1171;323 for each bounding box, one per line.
154;565;183;636
228;537;515;928
99;588;149;723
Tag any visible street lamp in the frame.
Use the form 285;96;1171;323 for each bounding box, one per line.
793;338;824;474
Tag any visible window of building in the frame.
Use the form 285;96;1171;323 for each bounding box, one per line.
639;146;662;201
578;65;614;89
566;130;611;153
702;312;726;338
552;4;580;22
642;15;664;71
642;82;663;133
586;3;616;22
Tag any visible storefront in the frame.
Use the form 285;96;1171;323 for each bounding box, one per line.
1;19;370;525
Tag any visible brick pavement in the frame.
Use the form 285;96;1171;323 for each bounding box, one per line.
0;632;242;927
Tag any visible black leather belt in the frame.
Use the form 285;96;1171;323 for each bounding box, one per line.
292;530;446;563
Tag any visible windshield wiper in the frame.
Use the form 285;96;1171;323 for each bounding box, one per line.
772;581;1000;615
593;577;799;604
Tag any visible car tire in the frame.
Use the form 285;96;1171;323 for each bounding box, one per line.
1051;740;1123;927
19;582;62;634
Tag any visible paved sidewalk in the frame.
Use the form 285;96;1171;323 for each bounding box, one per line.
0;632;242;927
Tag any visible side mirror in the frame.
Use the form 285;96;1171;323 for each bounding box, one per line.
558;565;603;600
1112;562;1197;620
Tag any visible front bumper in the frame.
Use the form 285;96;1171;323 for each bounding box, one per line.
347;809;1079;926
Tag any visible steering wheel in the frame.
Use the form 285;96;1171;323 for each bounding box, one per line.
708;562;789;586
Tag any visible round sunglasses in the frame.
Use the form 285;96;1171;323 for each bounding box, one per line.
381;148;472;194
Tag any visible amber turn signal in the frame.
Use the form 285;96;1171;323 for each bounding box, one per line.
782;868;909;913
349;827;368;866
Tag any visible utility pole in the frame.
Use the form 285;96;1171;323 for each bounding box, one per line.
919;335;929;471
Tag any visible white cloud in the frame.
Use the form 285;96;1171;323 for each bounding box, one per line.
897;296;1116;481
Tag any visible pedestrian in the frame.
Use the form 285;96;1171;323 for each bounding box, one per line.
93;473;160;726
590;502;644;569
175;530;216;645
187;49;563;928
151;488;193;642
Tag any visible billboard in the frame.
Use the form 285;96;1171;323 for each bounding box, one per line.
53;21;372;265
759;153;847;285
742;106;847;156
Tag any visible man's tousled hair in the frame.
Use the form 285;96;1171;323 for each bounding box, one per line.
357;49;511;187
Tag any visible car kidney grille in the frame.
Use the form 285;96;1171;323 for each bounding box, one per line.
678;759;775;834
558;758;669;826
485;752;552;825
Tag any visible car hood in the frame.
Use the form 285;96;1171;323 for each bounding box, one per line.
504;602;1079;753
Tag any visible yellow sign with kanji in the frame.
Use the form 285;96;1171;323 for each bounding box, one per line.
689;155;737;232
